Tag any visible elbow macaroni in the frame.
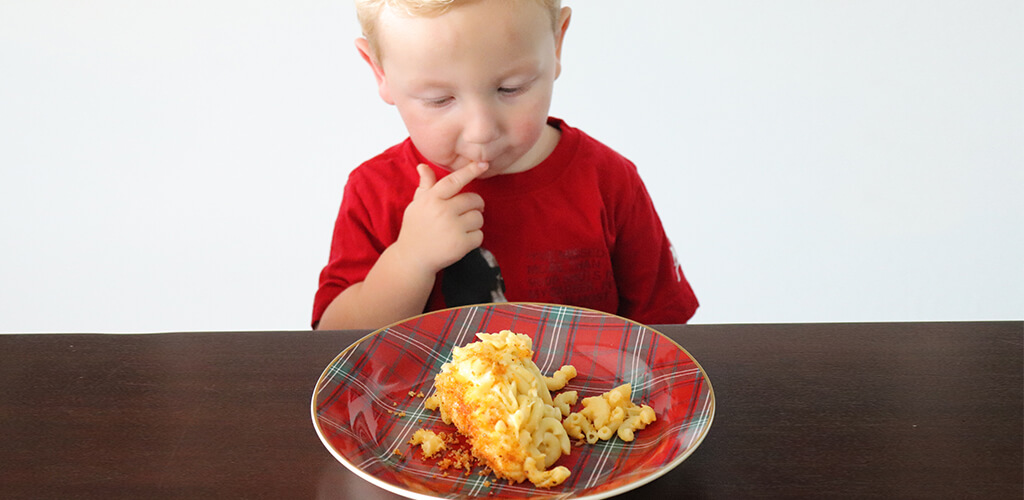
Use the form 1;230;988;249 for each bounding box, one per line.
551;390;578;418
561;383;657;444
544;365;577;391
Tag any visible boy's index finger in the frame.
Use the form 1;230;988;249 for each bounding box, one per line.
433;162;489;199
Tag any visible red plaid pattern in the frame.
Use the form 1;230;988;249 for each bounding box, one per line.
312;303;714;499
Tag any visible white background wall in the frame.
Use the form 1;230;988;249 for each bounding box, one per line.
1;1;1021;333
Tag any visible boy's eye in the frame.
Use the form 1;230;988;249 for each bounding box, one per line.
423;96;453;108
498;86;527;97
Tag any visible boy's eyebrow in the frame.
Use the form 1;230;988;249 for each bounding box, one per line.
499;69;541;84
499;59;544;80
409;78;453;91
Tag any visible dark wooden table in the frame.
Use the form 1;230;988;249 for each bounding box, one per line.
1;322;1021;499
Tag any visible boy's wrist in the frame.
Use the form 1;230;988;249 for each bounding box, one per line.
384;239;440;283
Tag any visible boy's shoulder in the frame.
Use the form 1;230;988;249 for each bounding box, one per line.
337;139;424;214
347;138;420;185
555;119;643;184
356;138;418;171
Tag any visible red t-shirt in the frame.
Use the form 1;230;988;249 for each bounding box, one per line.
313;118;698;327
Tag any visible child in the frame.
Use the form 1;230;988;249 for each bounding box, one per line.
313;0;698;329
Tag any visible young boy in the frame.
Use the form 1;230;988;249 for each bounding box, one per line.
313;0;698;330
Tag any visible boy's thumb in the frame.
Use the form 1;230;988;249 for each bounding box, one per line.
416;163;436;190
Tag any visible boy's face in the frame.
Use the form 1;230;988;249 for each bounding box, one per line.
359;1;570;177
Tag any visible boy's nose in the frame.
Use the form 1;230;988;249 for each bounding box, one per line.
463;104;501;146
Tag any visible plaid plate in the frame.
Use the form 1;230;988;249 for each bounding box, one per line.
311;303;715;499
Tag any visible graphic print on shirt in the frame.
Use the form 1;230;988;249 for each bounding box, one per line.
441;247;508;307
670;244;684;282
522;247;616;307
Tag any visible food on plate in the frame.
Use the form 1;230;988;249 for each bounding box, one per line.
408;429;446;458
562;383;657;443
425;330;575;487
417;330;658;489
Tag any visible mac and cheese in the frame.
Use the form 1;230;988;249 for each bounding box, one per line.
562;383;657;444
420;330;658;489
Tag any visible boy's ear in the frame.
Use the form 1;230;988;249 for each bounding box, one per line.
553;7;572;79
355;38;394;105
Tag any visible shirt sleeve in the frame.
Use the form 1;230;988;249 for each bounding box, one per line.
311;171;399;328
610;175;699;324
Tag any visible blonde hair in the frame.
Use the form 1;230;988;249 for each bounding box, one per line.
355;0;563;61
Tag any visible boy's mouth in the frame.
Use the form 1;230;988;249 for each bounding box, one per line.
457;151;497;169
468;151;493;165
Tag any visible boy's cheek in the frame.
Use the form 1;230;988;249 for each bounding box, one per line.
512;108;549;141
397;109;440;146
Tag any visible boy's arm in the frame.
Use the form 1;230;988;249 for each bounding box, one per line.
316;162;489;330
316;244;436;330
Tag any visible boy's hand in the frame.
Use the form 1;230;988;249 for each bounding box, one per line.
395;162;489;275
